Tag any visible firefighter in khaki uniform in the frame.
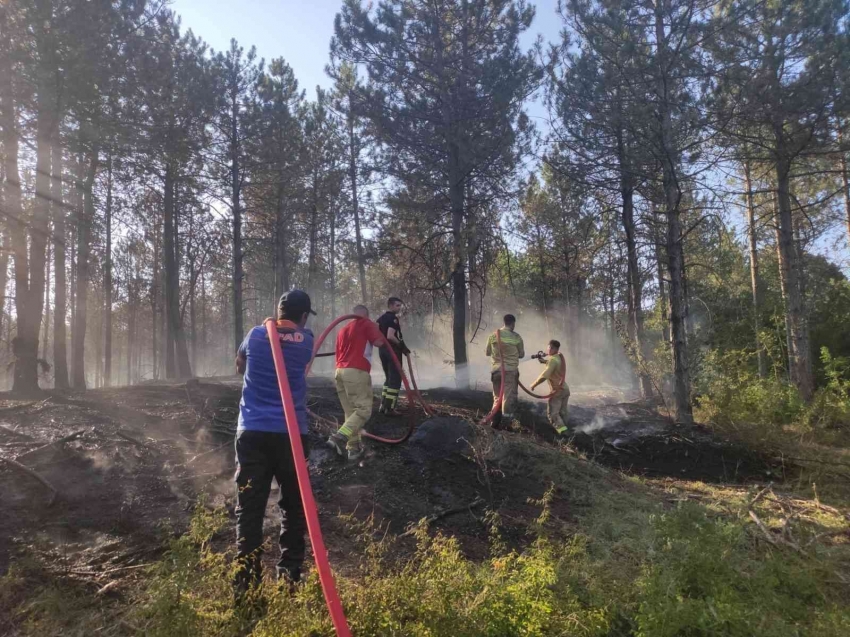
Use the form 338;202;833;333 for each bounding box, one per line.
326;305;389;461
485;314;525;427
530;339;570;436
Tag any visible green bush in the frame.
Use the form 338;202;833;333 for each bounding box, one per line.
120;500;850;637
634;504;849;637
695;349;804;427
803;348;850;429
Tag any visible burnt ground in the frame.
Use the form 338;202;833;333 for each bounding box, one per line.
0;377;788;591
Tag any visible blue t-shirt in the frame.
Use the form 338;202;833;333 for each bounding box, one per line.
237;322;314;434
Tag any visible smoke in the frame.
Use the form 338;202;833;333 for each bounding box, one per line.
398;305;636;398
575;413;609;434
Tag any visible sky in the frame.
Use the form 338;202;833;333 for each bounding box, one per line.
171;0;564;121
170;0;849;268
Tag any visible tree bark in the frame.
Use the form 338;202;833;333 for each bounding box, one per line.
274;180;290;295
620;175;652;397
837;119;850;249
743;161;766;378
774;148;813;400
449;150;469;388
103;155;113;386
126;277;136;386
307;175;319;294
162;165;192;379
654;0;692;422
0;224;8;343
42;241;50;362
51;143;69;388
14;6;56;393
653;213;670;344
151;211;160;380
231;95;244;353
72;149;99;389
348;105;368;305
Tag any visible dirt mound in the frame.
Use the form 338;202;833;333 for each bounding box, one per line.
409;417;476;458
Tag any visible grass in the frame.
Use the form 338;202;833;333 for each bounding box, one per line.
2;435;850;636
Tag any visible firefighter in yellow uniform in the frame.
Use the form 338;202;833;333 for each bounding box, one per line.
485;314;524;427
530;339;570;436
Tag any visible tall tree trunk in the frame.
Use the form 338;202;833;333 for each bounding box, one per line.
127;279;135;386
307;176;319;294
151;212;160;380
163;168;176;378
2;6;34;393
69;187;77;375
231;98;243;353
200;274;207;375
348;107;367;305
653;211;670;344
103;155;113;386
0;224;8;342
42;241;50;362
274;180;290;294
162;165;191;379
329;200;336;319
94;285;102;388
837;119;850;249
13;11;56;393
449;150;468;388
621;179;652;397
772;195;793;379
655;0;692;422
52;143;69;387
774;148;813;400
72;149;98;389
743;161;766;378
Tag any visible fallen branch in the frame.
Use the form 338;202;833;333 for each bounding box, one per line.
0;400;42;415
70;562;152;577
186;440;230;465
15;429;87;462
782;455;850;469
401;496;485;537
114;431;149;449
748;484;773;508
0;424;33;439
0;455;58;505
748;509;806;555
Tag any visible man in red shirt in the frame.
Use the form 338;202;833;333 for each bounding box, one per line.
326;305;388;461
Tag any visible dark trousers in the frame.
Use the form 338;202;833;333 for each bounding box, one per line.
380;347;403;408
234;430;308;587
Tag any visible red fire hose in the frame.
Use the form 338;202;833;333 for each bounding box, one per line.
479;329;507;426
307;314;434;444
519;380;557;399
264;320;351;637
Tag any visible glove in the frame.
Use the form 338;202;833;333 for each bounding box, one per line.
400;342;412;356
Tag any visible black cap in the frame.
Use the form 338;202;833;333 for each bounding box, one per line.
278;289;316;317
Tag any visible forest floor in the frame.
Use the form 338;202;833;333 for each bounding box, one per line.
1;378;849;635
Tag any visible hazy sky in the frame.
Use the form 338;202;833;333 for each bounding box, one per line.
170;1;849;266
172;0;563;120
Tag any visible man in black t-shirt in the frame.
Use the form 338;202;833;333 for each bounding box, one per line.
376;296;409;415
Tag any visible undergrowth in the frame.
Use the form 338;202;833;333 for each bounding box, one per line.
4;479;849;637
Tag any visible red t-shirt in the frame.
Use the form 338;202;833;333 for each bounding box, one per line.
335;319;385;373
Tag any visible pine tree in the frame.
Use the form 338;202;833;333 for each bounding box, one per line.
332;0;540;386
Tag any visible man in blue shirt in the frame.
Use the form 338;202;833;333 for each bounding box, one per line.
234;289;315;594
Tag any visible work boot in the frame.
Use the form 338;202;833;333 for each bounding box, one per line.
276;568;302;597
379;398;403;416
347;445;365;462
326;432;347;457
